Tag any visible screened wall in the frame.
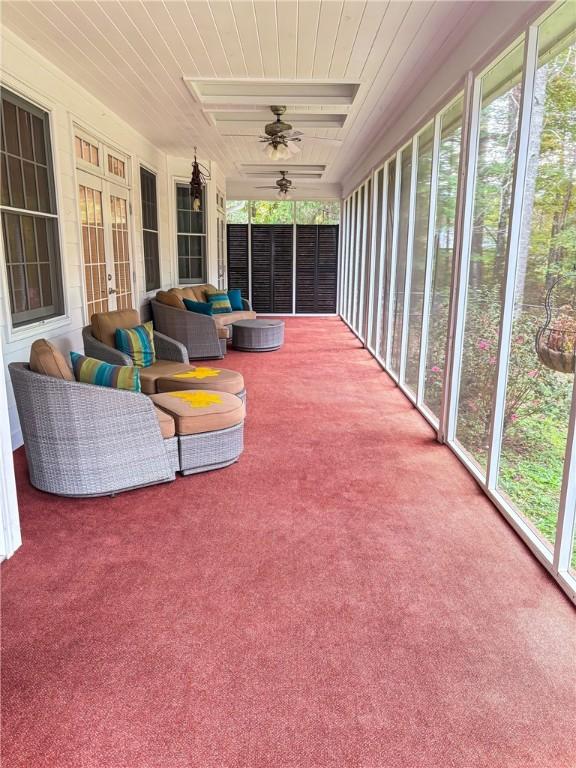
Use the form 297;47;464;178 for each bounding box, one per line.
339;0;576;602
226;200;339;315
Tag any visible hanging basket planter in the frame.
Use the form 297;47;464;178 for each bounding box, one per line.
535;272;576;374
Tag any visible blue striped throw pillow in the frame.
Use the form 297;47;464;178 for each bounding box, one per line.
207;292;232;314
114;321;156;368
70;352;141;393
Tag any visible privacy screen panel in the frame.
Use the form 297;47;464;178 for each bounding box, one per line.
226;224;249;299
250;225;293;313
296;225;338;313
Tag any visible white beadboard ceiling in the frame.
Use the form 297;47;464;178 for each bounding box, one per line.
2;0;487;196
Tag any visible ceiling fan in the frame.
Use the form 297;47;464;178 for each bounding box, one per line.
254;170;317;199
232;106;343;161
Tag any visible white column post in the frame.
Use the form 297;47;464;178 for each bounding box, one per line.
486;27;539;490
438;73;476;444
399;136;419;385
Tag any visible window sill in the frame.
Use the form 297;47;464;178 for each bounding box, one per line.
6;313;72;346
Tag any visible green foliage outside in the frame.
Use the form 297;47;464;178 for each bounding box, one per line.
226;200;249;223
226;199;340;225
424;32;576;566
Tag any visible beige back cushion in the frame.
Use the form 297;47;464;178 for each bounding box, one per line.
171;284;218;302
169;287;198;302
29;339;74;381
91;308;140;348
156;291;185;310
199;284;219;301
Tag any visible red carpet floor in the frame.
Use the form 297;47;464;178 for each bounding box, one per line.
2;318;575;768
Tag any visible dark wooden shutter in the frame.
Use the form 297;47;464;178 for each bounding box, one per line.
226;224;249;298
251;225;293;313
296;224;338;313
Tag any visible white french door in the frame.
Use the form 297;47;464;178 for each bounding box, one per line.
78;170;134;318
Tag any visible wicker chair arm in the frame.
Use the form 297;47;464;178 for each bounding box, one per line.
151;300;223;360
153;331;188;363
241;298;253;311
82;327;132;366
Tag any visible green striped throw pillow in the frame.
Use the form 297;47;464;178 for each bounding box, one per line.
114;321;156;368
70;352;141;393
207;292;232;314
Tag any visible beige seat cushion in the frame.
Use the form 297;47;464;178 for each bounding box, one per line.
91;308;140;348
213;310;257;327
218;326;230;339
138;360;194;395
156;291;185;310
154;406;176;439
29;339;74;381
151;390;245;436
156;366;244;396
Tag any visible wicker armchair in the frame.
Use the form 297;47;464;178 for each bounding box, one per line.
151;300;226;360
82;326;188;366
9;363;178;497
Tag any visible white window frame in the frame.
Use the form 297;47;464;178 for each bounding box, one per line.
175;181;207;286
1;89;66;331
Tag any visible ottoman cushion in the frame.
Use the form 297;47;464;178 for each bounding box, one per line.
150;390;245;435
138;360;194;394
213;310;257;328
154;406;176;439
156;367;244;396
218;326;230;340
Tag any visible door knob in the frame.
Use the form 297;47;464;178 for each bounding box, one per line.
108;287;118;295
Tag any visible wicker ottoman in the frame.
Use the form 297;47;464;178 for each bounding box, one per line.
232;319;285;352
155;366;246;402
151;390;245;475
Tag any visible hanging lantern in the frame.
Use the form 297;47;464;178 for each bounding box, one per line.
190;147;210;213
535;270;576;374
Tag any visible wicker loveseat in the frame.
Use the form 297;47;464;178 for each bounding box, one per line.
151;284;256;360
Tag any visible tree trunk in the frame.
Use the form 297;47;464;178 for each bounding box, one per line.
514;65;548;313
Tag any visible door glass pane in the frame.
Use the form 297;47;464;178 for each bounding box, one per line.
110;195;133;311
455;43;524;472
379;161;396;361
497;6;576;556
405;123;434;395
390;146;413;377
79;185;108;317
422;97;464;418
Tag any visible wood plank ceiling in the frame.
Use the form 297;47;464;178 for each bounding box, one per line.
2;1;483;195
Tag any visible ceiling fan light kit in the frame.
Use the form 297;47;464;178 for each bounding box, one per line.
254;105;336;164
263;141;291;161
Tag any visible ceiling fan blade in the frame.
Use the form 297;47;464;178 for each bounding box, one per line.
284;130;304;139
223;134;272;142
254;185;279;189
304;136;343;146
